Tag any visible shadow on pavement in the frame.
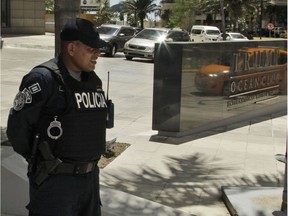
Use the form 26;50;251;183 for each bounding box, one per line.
101;152;284;211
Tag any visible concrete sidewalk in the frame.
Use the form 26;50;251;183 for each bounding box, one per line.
1;34;287;216
2;33;55;50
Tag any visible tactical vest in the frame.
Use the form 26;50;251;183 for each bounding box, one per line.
36;59;107;161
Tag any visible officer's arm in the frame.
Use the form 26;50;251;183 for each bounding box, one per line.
6;69;51;159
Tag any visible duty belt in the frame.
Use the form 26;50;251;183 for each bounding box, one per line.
52;161;98;175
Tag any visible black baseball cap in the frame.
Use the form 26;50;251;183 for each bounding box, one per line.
60;18;108;49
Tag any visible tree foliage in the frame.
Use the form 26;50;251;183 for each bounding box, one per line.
45;0;55;14
122;0;160;29
188;0;258;30
165;0;285;33
93;0;117;25
266;3;287;27
168;0;200;30
160;9;172;27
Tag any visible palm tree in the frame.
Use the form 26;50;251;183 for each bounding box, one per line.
122;0;160;29
94;0;116;25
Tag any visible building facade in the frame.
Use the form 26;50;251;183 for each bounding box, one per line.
1;0;108;35
1;0;45;34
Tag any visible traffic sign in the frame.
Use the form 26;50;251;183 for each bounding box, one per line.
267;23;274;30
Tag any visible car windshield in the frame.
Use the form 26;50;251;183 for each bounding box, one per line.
97;26;118;35
230;34;245;39
135;29;167;41
207;30;220;35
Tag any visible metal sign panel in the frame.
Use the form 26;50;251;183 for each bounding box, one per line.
80;0;100;10
153;40;287;137
80;0;100;6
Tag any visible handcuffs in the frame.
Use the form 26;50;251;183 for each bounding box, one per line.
47;116;63;140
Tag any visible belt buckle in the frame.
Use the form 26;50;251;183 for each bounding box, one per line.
86;162;94;172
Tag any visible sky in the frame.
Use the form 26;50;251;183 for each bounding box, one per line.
110;0;120;6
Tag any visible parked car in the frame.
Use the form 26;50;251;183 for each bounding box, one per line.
272;27;286;38
190;25;221;42
123;28;190;60
217;32;249;41
280;29;287;38
96;24;137;57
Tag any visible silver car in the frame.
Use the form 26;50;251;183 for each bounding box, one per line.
217;32;249;41
123;28;190;60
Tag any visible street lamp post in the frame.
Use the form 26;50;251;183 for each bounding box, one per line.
220;0;226;40
259;0;263;39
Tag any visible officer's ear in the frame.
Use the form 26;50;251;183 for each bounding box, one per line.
67;41;78;56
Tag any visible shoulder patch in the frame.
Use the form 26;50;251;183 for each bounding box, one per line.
28;83;41;94
13;91;26;111
22;88;32;103
13;82;42;111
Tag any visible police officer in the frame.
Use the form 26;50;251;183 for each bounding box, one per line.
6;18;111;216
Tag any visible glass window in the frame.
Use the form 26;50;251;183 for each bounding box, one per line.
119;28;135;36
125;28;136;36
97;26;118;35
136;29;166;40
192;29;202;35
206;30;220;35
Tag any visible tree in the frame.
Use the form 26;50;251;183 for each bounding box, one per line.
266;3;287;27
199;0;261;32
226;0;250;31
93;0;117;26
45;0;54;14
122;0;160;29
169;0;199;30
199;0;221;25
160;9;172;27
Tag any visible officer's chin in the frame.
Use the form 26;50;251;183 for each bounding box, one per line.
86;63;96;71
83;69;94;72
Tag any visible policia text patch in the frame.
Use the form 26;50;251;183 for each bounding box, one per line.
74;90;107;110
